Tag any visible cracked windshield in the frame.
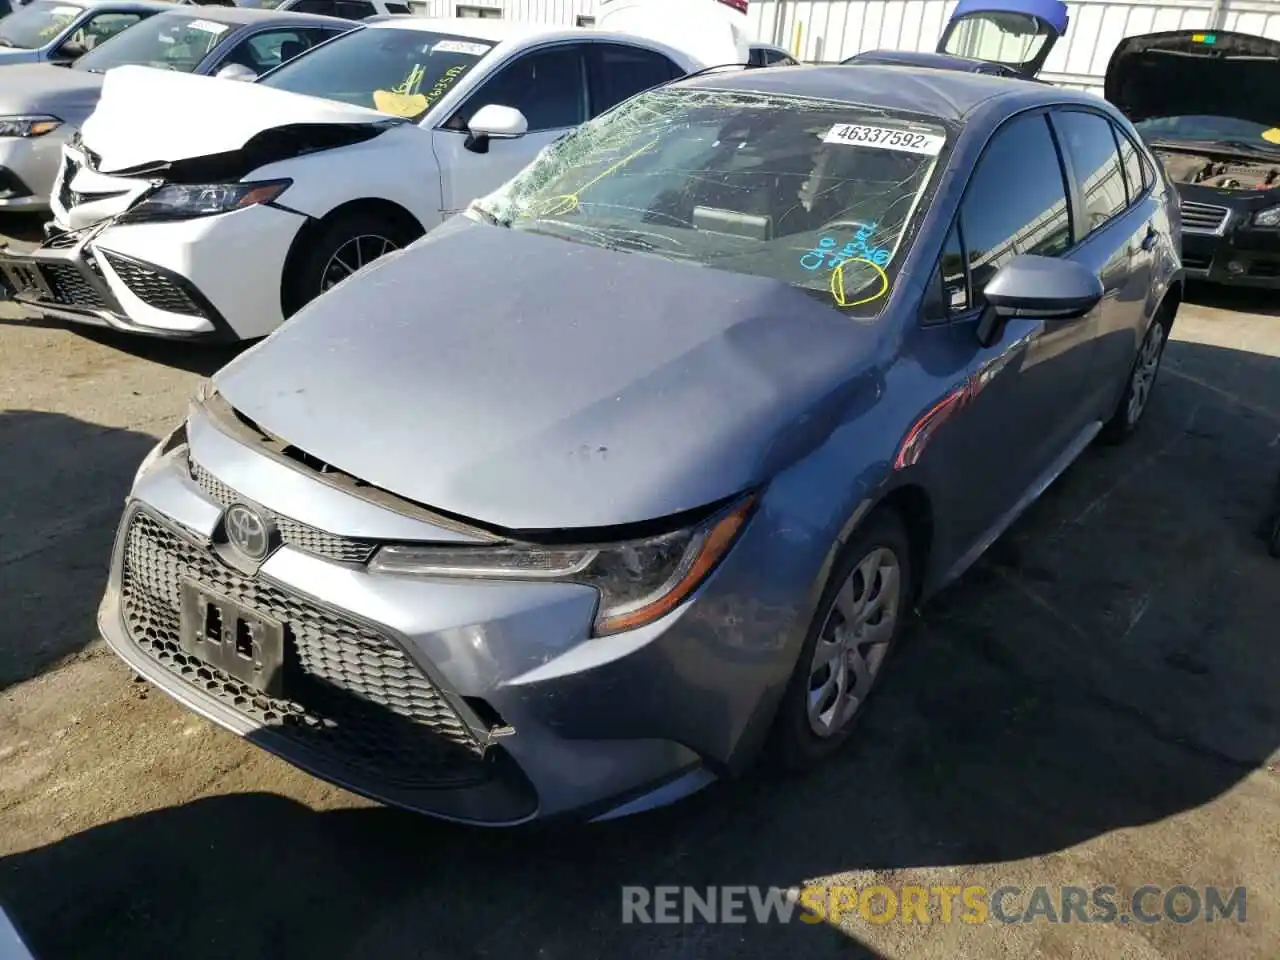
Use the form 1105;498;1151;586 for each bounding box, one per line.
0;0;82;49
259;27;495;119
472;88;946;313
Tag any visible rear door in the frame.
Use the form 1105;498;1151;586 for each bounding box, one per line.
432;43;588;217
1049;107;1160;405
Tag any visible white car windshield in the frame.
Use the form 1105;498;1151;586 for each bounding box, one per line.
73;11;234;72
473;88;947;316
0;0;82;49
259;26;495;120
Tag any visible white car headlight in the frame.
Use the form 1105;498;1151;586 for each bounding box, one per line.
0;115;62;138
370;495;756;636
118;179;292;224
1253;205;1280;228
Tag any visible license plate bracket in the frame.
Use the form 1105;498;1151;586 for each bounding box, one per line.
179;581;286;697
0;258;54;302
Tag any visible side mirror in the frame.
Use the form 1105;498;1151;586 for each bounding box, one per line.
216;63;259;81
464;104;528;154
976;254;1103;345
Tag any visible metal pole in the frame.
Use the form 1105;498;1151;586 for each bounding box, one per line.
1207;0;1225;31
771;0;786;46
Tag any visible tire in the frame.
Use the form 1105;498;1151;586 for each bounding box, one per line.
1100;314;1169;445
765;508;913;771
282;209;422;317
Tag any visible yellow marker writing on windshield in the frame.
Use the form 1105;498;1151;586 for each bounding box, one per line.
1262;127;1280;144
830;257;889;308
533;138;660;218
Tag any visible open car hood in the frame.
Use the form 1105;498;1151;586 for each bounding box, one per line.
79;65;395;175
596;0;751;67
1104;30;1280;127
936;0;1068;77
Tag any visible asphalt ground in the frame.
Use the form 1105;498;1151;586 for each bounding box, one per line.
1;210;1278;958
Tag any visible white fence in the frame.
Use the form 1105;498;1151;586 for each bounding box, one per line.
416;0;1280;92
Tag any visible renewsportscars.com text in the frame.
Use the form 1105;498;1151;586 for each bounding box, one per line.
621;884;1247;926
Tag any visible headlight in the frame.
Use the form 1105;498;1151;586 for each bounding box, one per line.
1254;205;1280;228
133;422;187;486
370;495;757;636
118;179;292;224
0;115;62;138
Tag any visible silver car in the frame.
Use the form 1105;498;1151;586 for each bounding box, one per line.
0;0;161;67
0;5;355;209
100;63;1183;826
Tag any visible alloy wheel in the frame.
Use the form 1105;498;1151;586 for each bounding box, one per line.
806;546;901;738
1127;322;1166;426
320;234;399;293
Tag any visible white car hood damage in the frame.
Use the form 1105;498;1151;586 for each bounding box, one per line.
79;65;394;174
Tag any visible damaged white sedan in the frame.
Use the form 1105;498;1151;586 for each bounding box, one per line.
0;12;725;340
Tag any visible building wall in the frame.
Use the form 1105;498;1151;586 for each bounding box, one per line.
416;0;1280;93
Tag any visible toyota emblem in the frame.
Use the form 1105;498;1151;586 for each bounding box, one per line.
223;503;272;561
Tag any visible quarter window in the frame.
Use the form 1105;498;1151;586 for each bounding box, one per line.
588;43;681;116
956;111;1072;306
454;46;585;132
1053;110;1129;234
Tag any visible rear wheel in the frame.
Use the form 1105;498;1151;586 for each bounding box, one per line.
766;509;913;770
283;209;422;317
1100;314;1168;444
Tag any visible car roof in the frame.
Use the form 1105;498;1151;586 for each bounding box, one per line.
76;0;176;11
363;16;576;44
155;4;356;25
679;62;1103;121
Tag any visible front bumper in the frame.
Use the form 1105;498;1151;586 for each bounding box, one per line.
0;203;303;340
95;411;812;823
1182;230;1280;288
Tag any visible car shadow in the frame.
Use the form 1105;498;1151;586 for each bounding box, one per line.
0;411;157;692
0;212;49;248
1;338;1277;959
1184;279;1280;318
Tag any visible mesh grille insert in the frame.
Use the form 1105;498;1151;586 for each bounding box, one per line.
120;509;490;788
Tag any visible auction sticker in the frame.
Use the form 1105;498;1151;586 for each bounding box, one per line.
432;39;492;56
823;123;944;155
188;19;230;33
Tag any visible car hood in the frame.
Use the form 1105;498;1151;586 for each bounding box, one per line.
1105;30;1280;126
0;63;102;115
0;49;39;64
79;64;396;174
212;219;882;531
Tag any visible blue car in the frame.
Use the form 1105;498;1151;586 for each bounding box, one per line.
100;61;1183;825
846;0;1069;79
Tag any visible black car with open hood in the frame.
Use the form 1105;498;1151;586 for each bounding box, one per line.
1107;29;1280;287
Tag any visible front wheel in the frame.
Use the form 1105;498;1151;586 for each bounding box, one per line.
766;509;913;771
283;210;422;317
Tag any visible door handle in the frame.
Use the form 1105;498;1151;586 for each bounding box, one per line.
1140;224;1159;252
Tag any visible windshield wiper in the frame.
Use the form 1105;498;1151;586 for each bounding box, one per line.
466;202;504;227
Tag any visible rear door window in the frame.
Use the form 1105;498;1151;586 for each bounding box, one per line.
1052;110;1130;234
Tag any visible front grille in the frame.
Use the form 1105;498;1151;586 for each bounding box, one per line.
1249;260;1280;278
1180;201;1230;236
40;262;107;308
101;251;205;317
190;458;378;564
120;510;491;787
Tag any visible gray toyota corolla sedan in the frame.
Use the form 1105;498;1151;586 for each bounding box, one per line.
100;63;1183;826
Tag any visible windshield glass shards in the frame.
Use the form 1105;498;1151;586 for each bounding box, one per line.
472;88;948;316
